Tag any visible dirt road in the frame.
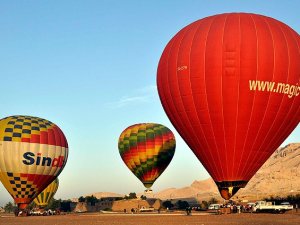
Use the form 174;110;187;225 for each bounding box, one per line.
1;212;300;225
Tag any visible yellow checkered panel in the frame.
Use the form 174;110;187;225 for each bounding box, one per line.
1;115;54;142
6;172;38;199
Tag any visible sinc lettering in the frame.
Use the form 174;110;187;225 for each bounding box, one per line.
23;152;65;167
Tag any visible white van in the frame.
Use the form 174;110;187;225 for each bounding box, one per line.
208;204;221;210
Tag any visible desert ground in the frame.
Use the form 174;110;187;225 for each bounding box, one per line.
1;212;300;225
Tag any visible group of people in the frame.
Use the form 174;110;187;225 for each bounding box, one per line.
218;203;254;214
14;208;60;217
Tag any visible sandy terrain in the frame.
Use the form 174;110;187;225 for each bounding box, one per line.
1;212;300;225
88;144;300;202
152;143;300;201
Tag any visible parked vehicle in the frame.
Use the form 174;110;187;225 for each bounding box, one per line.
139;206;155;212
252;201;293;213
208;204;222;210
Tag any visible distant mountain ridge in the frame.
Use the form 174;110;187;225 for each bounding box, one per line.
85;192;123;199
152;143;300;201
86;143;300;201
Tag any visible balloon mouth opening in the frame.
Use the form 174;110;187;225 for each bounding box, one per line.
215;180;247;200
18;203;28;210
14;198;31;210
143;182;153;189
143;182;153;193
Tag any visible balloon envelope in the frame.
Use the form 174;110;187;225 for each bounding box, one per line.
157;13;300;199
34;178;59;208
0;115;68;209
118;123;175;190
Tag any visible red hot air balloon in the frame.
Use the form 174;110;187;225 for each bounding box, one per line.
157;13;300;200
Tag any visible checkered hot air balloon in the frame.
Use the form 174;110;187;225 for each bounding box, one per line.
118;123;175;192
0;115;68;210
33;178;59;208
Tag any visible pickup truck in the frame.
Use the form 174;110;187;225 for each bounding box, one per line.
252;201;293;213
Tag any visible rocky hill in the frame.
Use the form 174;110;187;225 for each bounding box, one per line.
71;192;123;202
153;143;300;201
86;143;299;202
85;192;123;199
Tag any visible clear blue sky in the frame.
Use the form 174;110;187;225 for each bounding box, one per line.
0;1;299;206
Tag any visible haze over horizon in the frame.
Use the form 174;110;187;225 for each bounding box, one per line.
0;1;299;206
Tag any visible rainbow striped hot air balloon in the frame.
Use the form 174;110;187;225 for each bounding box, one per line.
0;115;68;210
34;178;59;208
118;123;175;191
